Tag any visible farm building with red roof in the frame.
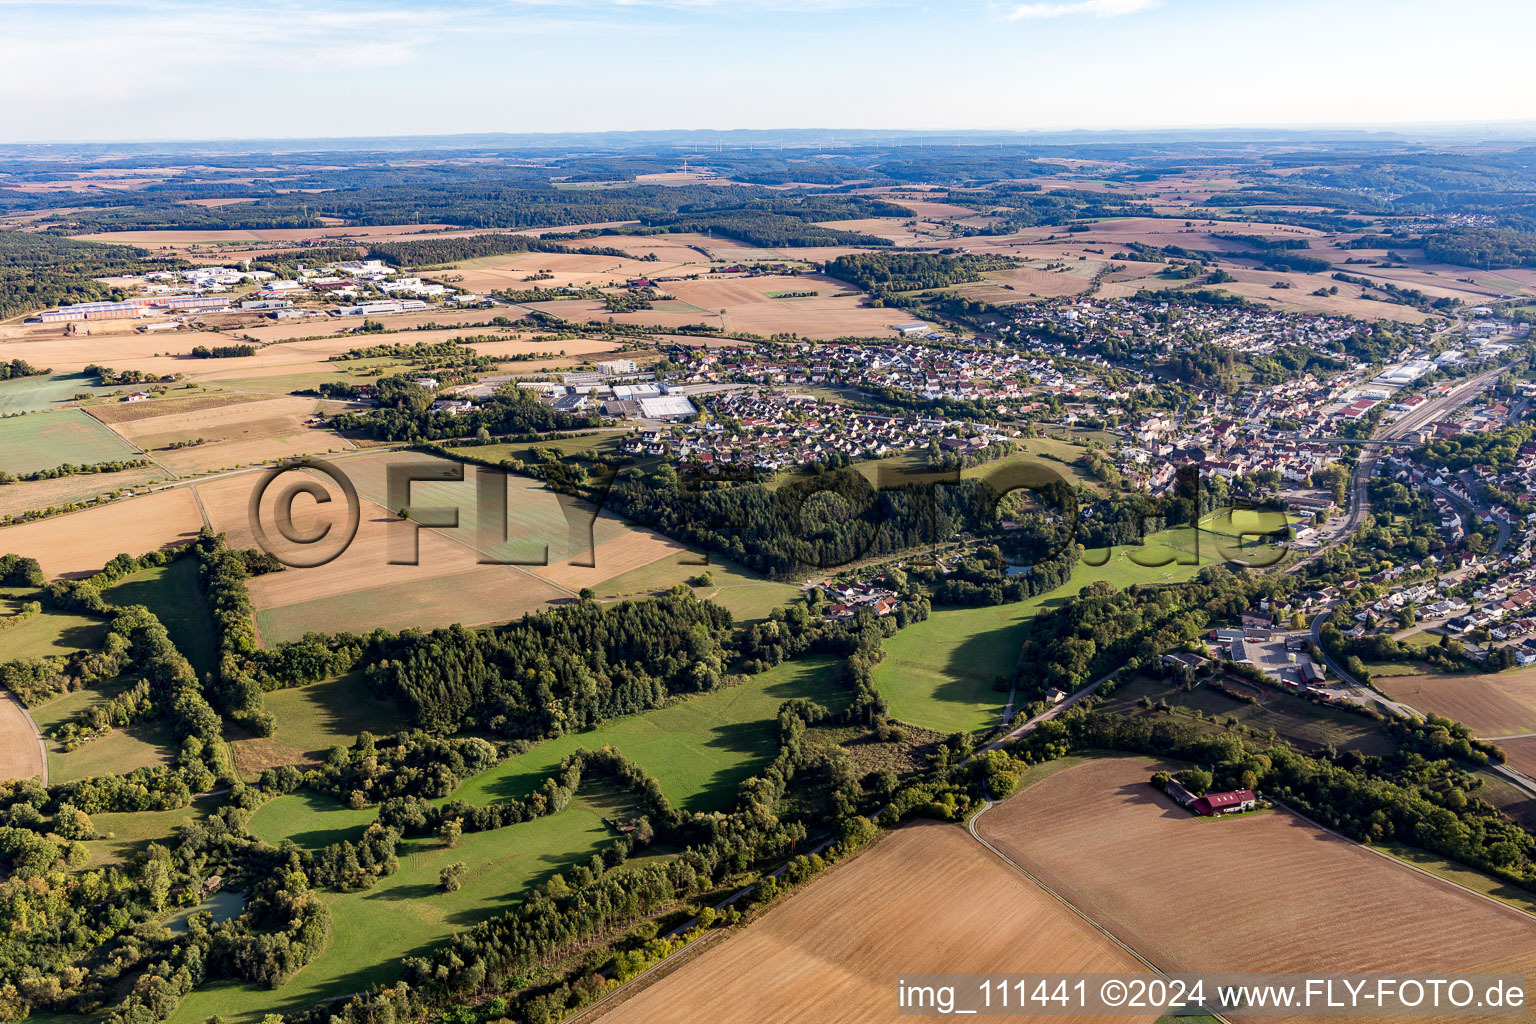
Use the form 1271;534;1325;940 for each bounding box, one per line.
1190;789;1256;816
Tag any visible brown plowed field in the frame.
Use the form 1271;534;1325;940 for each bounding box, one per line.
598;822;1153;1024
1378;670;1536;737
976;757;1536;1023
0;692;44;784
0;487;205;578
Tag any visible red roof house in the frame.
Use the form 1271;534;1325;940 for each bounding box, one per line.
1190;789;1257;816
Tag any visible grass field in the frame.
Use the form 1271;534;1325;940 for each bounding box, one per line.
167;794;624;1023
593;550;799;623
107;557;220;678
0;372;132;415
85;793;222;867
599;821;1150;1024
26;668;181;786
248;790;380;850
0;588;107;658
229;672;406;775
876;534;1212;734
978;756;1536;983
0;408;142;476
449;655;846;814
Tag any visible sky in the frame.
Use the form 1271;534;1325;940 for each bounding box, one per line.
2;0;1534;143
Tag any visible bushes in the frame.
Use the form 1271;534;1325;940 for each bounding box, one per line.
195;533;274;736
0;554;43;587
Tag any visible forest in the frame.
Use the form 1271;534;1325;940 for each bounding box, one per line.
0;232;180;319
823;251;1019;299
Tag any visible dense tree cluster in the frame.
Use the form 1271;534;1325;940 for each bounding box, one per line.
823;251;1019;298
0;458;153;486
1424;227;1536;269
366;591;732;735
0;358;47;380
328;382;599;442
599;464;1000;580
0;232;181;319
1019;565;1294;695
187;344;255;358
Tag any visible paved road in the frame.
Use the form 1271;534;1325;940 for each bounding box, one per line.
977;669;1120;760
1287;364;1511;575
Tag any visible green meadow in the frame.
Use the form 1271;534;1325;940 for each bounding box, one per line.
448;654;845;814
875;522;1222;734
0;407;141;476
166;798;621;1023
168;656;846;1022
108;557;220;678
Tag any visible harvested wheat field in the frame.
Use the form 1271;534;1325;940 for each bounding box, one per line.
883;197;979;220
1496;736;1536;777
69;224;466;246
599;822;1152;1024
239;308;526;344
321;449;687;589
976;757;1536;1022
442;250;689;294
463;335;618;361
0;692;45;784
812;218;927;245
575;234;725;263
90;393;354;474
0;487;205;578
1377;670;1536;737
529;509;692;592
192;461;576;643
951;260;1104;302
0;329;362;380
0;465;169;519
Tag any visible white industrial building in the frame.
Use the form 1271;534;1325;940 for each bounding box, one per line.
638;395;697;420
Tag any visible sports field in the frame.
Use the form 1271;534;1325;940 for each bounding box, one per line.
600;821;1152;1024
977;757;1536;993
0;408;141;476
